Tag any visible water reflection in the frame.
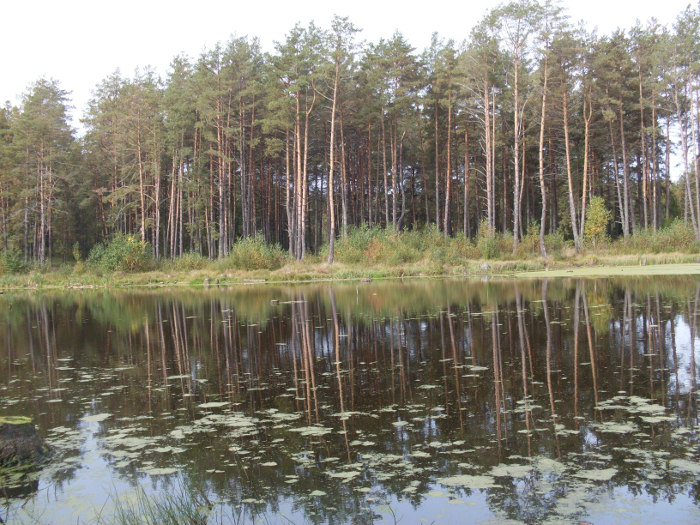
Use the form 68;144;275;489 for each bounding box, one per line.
0;277;699;523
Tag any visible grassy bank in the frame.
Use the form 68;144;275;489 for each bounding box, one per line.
1;225;699;290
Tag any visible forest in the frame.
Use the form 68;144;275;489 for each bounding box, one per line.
1;0;699;270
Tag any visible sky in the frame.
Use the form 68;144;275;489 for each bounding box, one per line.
1;0;694;126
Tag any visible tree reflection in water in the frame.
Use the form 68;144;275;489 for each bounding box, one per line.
0;277;699;523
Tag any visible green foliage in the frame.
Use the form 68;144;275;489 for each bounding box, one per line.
0;248;27;274
72;242;82;262
216;235;287;271
72;260;87;274
104;484;211;525
545;232;570;258
0;6;699;269
477;220;499;260
87;234;154;272
71;242;87;274
327;225;472;266
618;220;699;254
327;224;379;263
515;221;542;258
584;196;611;248
160;252;209;272
445;235;482;262
325;224;576;266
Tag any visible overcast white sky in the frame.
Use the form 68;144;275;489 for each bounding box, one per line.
1;0;694;124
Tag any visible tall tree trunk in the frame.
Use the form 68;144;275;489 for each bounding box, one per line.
563;86;580;251
248;95;256;238
651;97;658;232
609;116;628;237
285;128;292;253
368;122;374;227
417;114;429;226
619;104;636;236
639;65;649;230
492;89;498;232
463;123;470;238
152;127;161;259
484;81;494;233
294;97;303;258
443;92;452;236
38;144;46;266
538;53;548;258
434;97;441;229
674;83;698;235
327;58;339;264
299;85;316;259
136;109;147;245
665;117;671;221
391;120;398;230
692;85;700;237
381;111;389;228
513;52;521;253
167;155;177;258
216;103;226;258
340;109;349;238
579;88;592;243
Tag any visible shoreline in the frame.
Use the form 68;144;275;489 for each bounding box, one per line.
1;253;699;292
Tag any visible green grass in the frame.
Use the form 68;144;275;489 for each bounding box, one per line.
103;484;212;525
517;262;700;278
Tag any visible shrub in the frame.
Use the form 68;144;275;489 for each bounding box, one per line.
325;225;467;266
88;234;154;272
217;235;287;271
0;248;27;274
72;261;87;274
515;221;542;258
584;196;611;249
363;236;386;263
386;237;420;265
618;220;698;254
544;231;568;255
161;252;208;272
328;225;384;264
72;242;82;262
477;220;499;260
72;241;87;274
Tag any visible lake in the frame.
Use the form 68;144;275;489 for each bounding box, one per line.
1;276;699;524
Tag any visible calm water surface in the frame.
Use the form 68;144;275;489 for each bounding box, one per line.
1;277;699;524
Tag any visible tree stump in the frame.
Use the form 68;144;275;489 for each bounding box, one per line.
0;416;51;466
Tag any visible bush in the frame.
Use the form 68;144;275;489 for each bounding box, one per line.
326;225;384;264
0;248;27;274
476;220;499;260
217;235;287;271
161;252;209;272
544;231;568;255
584;196;611;249
386;238;421;265
71;241;88;274
88;234;154;272
435;235;477;263
618;220;699;254
325;225;476;266
72;260;87;274
515;221;542;258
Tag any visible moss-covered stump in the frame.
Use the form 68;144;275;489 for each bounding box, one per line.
0;416;51;466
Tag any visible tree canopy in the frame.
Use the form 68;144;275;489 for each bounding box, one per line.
1;1;699;265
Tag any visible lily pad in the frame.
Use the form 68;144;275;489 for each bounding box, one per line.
81;413;112;423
